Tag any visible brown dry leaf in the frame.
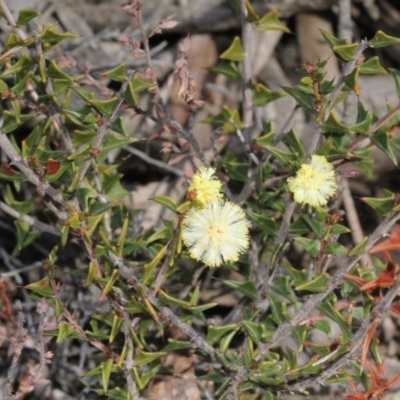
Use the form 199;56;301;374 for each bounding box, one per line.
169;34;217;126
154;14;180;34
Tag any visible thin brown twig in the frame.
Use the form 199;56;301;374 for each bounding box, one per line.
369;102;400;135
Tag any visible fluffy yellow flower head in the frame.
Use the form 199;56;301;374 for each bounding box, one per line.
187;167;223;206
287;155;337;207
182;201;249;267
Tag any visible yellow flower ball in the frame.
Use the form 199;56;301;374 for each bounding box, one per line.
287;155;337;207
187;167;223;206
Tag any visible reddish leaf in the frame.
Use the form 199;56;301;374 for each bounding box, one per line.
344;273;367;287
346;257;399;292
390;303;400;314
360;270;396;290
361;319;378;368
343;359;400;400
46;158;60;175
1;161;16;175
370;225;400;253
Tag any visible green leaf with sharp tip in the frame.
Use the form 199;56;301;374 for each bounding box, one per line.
332;43;359;61
254;10;290;33
207;324;238;344
151;195;177;212
361;194;394;216
103;63;126;82
295;273;329;292
369;30;400;48
370;130;397;165
220;36;244;61
209;61;242;79
16;9;41;26
222;279;257;299
359;56;387;74
252;83;285;106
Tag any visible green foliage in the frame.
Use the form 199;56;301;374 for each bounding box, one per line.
220;36;245;61
253;10;291;33
2;4;400;400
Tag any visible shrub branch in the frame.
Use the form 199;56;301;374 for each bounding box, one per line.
256;210;400;361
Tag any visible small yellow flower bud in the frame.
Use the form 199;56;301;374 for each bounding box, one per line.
187;167;223;207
